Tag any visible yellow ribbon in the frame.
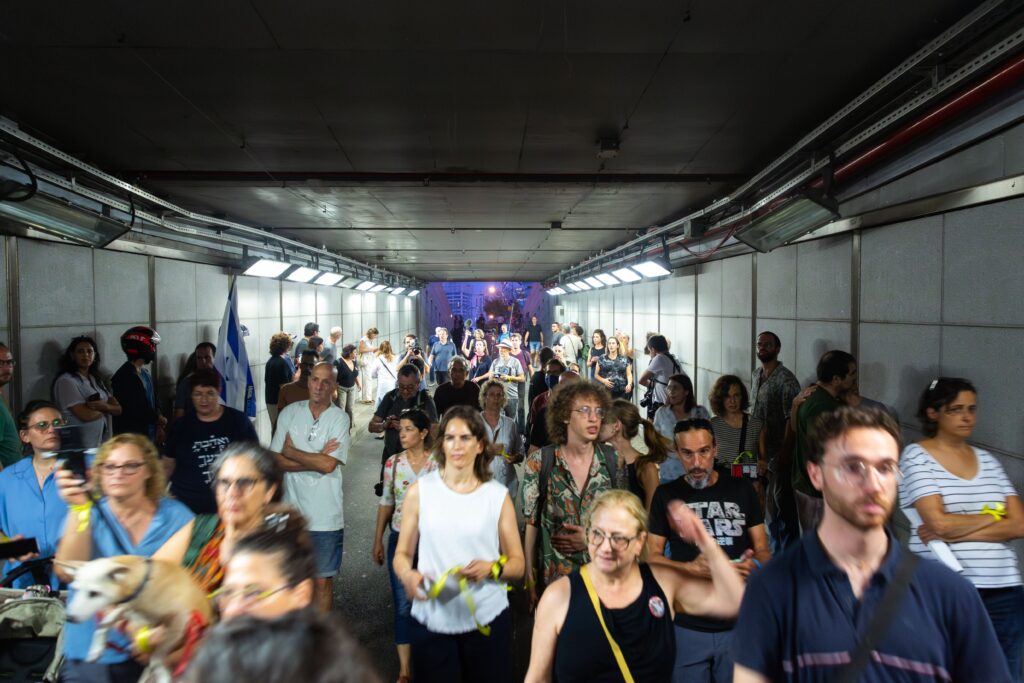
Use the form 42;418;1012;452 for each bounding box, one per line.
134;625;152;654
426;559;510;636
981;502;1007;521
70;501;93;533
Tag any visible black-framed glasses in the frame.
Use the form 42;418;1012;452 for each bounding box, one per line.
586;528;638;551
0;359;15;367
100;461;146;474
674;418;714;434
214;477;263;494
29;418;65;432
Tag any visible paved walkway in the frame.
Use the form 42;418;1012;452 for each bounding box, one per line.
333;400;535;682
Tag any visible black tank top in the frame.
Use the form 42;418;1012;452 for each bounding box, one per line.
554;564;675;682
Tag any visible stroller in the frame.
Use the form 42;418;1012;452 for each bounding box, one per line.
0;558;66;682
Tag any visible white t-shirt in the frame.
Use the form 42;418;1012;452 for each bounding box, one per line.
271;401;350;531
560;334;583;364
899;443;1022;589
646;354;681;404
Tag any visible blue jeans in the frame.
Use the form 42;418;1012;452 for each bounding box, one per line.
309;529;344;578
387;529;414;645
980;586;1024;682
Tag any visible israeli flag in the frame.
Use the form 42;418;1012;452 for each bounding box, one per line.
215;280;256;418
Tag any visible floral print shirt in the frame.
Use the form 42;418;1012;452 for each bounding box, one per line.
521;445;617;583
380;450;438;532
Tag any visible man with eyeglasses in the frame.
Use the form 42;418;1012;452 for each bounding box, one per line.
521;381;618;606
270;362;350;612
0;343;22;467
162;369;257;514
647;418;770;683
733;406;1009;683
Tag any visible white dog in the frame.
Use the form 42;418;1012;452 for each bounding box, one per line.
62;556;213;683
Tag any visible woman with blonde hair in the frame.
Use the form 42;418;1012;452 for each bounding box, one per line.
600;399;671;510
525;489;743;683
373;340;400;411
54;433;195;681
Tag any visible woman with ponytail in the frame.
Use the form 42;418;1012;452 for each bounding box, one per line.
599;399;671;511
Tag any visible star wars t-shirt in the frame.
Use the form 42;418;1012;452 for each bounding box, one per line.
649;469;762;631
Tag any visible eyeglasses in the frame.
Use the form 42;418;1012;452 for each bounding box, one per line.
830;459;902;486
572;406;606;420
586;528;638;551
209;584;289;607
100;461;146;475
29;418;65;432
0;359;15;367
214;477;263;494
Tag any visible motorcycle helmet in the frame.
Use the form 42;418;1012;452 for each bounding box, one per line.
120;325;160;363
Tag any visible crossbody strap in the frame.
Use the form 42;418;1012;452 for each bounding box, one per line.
835;552;920;683
738;414;749;458
580;565;635;683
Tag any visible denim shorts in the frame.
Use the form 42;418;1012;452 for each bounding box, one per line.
528;342;541;352
309;529;345;578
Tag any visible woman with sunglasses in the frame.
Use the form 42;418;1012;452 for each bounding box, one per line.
54;433;195;683
0;401;69;588
900;378;1024;679
524;489;743;683
372;409;437;683
393;405;524;683
52;335;121;449
182;442;284;593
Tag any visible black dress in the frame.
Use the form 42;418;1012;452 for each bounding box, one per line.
554;564;675;682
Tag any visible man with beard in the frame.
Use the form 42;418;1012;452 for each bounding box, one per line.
647;417;770;683
749;331;801;552
733;406;1009;683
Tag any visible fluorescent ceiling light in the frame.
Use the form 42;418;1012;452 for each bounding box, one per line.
407;290;420;297
0;193;131;248
632;260;671;278
584;276;604;288
566;283;582;292
611;267;642;283
369;284;388;293
286;266;321;283
338;276;362;288
734;196;838;253
313;273;343;286
572;281;592;290
356;281;376;291
547;287;566;295
596;273;621;286
391;287;406;295
243;258;291;278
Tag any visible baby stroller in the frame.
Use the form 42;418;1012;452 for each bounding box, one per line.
0;558;66;682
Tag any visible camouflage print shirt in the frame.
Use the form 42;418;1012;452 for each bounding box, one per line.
521;445;617;584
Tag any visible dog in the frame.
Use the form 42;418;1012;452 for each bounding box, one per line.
62;556;213;683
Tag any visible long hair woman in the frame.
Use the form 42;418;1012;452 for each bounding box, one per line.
392;405;524;682
600;399;671;510
52;335;121;448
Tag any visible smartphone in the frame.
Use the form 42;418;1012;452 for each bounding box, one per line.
54;424;91;480
0;536;39;558
86;392;101;402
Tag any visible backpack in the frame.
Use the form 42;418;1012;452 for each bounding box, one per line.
534;442;619;537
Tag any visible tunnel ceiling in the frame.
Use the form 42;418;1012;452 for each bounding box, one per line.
0;1;979;281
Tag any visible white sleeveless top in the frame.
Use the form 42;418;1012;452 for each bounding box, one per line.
411;470;510;633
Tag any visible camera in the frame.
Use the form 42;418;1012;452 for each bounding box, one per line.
412;346;422;355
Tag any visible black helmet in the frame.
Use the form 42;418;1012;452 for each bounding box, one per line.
120;326;160;362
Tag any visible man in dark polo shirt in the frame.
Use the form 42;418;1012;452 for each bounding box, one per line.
432;356;479;417
734;406;1009;683
648;418;770;683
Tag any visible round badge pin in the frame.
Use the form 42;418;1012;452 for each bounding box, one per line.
648;595;666;618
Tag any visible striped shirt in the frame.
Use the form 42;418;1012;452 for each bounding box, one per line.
899;443;1021;589
710;414;763;470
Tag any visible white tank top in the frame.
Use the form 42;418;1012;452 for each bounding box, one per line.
411;470;510;633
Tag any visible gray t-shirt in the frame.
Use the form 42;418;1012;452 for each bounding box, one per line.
489;356;524;399
54;373;112;448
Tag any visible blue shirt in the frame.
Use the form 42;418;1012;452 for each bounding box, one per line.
64;497;194;663
429;341;457;372
734;530;1011;682
0;458;67;589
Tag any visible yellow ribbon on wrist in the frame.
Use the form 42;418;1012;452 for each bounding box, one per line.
135;625;151;654
981;502;1007;521
69;501;93;533
490;555;508;581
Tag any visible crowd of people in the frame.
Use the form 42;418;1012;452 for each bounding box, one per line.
0;311;1020;683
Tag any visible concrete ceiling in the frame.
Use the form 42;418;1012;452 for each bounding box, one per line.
0;1;979;281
